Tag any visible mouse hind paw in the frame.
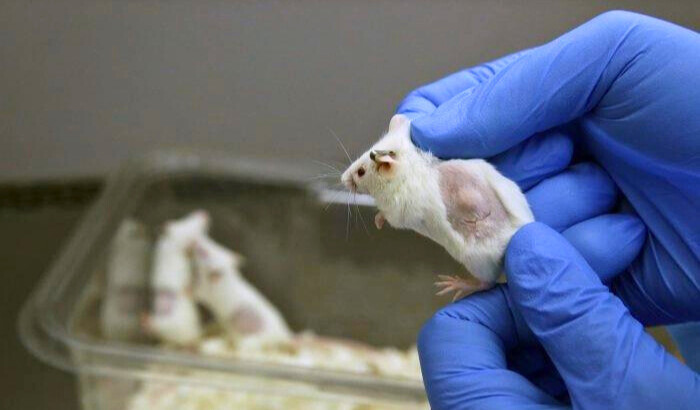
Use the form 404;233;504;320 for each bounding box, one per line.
434;274;492;301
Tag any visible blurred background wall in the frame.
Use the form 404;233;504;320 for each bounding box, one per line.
2;0;698;182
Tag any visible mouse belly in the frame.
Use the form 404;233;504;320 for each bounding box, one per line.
441;227;511;283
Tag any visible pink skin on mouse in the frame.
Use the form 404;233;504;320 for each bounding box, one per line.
189;235;291;343
341;115;534;300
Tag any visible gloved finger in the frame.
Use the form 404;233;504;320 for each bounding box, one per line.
418;287;567;409
396;51;527;118
490;130;573;191
526;162;617;231
506;223;700;409
408;12;645;158
602;198;699;325
610;236;700;326
505;214;644;398
562;214;646;282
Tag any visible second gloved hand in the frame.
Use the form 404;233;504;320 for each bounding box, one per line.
419;223;700;410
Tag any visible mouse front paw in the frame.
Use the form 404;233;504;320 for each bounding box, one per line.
374;212;386;230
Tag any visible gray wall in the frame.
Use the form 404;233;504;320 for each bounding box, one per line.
2;0;698;181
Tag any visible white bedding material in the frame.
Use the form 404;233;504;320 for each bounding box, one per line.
126;333;425;410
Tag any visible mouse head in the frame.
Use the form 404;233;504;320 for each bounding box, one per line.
341;114;421;196
189;236;244;285
163;210;210;241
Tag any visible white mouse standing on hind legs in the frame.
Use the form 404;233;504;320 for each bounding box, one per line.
141;211;210;346
341;115;534;300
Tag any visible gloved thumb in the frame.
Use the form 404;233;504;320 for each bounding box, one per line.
505;222;699;409
410;11;646;158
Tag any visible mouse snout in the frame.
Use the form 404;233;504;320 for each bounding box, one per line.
342;164;368;192
341;170;356;192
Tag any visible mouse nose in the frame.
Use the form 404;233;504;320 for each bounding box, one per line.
369;150;376;161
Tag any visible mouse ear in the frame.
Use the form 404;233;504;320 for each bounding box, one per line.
375;154;395;164
371;152;396;174
376;156;396;174
389;114;409;131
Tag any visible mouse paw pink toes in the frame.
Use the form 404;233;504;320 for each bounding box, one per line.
434;274;491;302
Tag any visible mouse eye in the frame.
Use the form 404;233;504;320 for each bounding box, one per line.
357;167;365;177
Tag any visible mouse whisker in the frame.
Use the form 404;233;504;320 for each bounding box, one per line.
323;189;343;211
307;172;341;182
345;200;351;241
312;160;343;174
354;198;359;226
327;128;353;165
353;192;370;236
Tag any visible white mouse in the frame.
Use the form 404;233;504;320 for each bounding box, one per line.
141;289;203;346
341;115;534;300
162;210;210;244
142;211;210;345
190;235;291;346
100;219;151;341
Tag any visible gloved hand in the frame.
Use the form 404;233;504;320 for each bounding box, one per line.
396;11;700;409
419;223;699;409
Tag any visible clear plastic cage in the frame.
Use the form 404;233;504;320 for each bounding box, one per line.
19;151;461;409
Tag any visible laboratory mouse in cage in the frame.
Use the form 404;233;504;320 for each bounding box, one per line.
141;211;210;345
100;219;151;341
341;115;534;300
189;235;292;347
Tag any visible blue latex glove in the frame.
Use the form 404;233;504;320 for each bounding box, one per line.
396;11;700;409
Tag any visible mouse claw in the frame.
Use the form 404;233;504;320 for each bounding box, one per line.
374;212;386;230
